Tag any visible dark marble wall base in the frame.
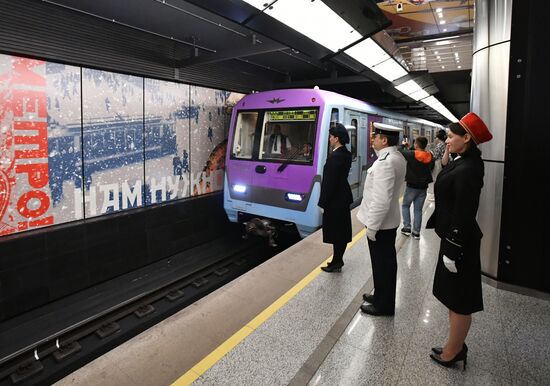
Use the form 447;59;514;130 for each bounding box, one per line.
0;192;229;321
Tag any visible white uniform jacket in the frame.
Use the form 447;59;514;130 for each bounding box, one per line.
357;146;406;231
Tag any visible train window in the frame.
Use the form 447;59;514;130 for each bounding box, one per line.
232;112;258;159
349;118;358;161
330;108;339;128
348;128;357;160
259;109;317;164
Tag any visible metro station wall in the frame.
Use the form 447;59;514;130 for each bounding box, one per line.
0;52;245;238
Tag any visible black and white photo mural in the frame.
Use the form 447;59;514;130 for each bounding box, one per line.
81;69;145;218
190;85;232;196
0;52;245;237
145;79;191;204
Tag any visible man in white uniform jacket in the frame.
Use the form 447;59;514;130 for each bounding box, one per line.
357;122;406;316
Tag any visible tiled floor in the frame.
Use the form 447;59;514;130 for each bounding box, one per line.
55;203;550;385
193;204;550;386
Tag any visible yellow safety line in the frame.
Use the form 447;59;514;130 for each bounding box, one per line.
172;228;366;386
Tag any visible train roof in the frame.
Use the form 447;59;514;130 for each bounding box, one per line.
235;88;443;129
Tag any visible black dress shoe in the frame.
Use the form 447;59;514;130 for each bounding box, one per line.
432;343;467;355
362;293;375;303
430;344;468;370
360;303;394;316
321;264;342;273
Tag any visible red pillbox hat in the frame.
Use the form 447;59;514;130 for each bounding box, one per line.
458;112;493;144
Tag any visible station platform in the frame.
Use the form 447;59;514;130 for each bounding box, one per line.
55;203;550;386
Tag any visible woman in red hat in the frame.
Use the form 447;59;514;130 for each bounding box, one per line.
426;112;492;370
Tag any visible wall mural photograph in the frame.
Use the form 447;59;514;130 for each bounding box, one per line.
145;78;191;204
0;52;245;237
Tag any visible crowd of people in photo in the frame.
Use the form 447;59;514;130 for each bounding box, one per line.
318;113;493;370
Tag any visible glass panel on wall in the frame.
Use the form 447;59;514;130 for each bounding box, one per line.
0;54;82;236
231;111;259;159
82;69;144;218
259;109;317;163
189;86;244;196
144;79;190;204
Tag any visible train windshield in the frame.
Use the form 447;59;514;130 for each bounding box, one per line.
231;108;317;164
232;111;259;159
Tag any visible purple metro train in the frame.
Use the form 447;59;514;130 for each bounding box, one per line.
224;88;442;239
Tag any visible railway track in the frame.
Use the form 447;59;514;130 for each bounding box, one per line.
0;229;292;385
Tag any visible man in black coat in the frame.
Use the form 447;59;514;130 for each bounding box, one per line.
318;123;353;272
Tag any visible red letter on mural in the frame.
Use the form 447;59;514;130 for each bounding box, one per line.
15;163;49;189
14;121;48;159
11;58;46;86
12;90;47;118
17;190;50;218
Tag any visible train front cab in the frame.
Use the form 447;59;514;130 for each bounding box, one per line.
224;94;329;238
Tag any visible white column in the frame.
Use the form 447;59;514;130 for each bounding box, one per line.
471;0;513;277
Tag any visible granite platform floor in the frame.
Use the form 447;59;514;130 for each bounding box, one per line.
55;202;550;386
191;202;550;386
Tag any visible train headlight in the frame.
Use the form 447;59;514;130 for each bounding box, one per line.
233;184;247;193
285;193;304;202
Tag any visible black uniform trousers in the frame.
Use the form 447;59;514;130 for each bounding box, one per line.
367;228;398;313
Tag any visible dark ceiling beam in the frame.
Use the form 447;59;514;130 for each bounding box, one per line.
177;41;286;67
277;75;371;88
396;29;473;45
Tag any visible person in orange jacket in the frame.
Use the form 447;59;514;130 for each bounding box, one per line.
399;136;433;239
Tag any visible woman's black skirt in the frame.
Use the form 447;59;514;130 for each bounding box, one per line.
432;238;484;314
322;208;352;244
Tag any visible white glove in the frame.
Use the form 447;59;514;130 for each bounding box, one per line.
442;255;457;273
366;228;377;241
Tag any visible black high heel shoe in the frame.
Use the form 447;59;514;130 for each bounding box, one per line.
321;263;343;273
431;343;468;355
430;344;468;370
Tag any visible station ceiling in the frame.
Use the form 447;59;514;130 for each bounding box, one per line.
36;0;473;124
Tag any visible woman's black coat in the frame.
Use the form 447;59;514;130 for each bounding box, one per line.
427;146;485;314
318;146;353;244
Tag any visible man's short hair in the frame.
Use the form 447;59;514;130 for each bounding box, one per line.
436;129;447;141
415;136;428;150
382;134;399;147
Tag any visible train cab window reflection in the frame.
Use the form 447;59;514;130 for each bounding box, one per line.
232;112;259;159
259;109;317;164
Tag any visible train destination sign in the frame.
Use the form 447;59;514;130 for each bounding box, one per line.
268;110;316;121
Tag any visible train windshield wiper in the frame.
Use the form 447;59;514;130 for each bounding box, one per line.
277;148;301;172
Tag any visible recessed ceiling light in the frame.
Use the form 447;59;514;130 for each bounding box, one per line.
443;28;447;32
441;65;445;69
436;8;443;12
438;13;443;18
458;65;462;69
434;51;439;54
440;20;446;25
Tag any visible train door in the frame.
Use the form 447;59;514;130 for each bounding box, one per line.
344;110;361;200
